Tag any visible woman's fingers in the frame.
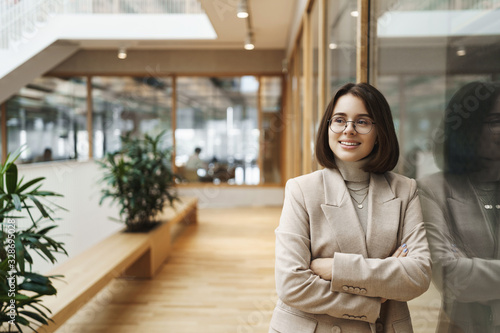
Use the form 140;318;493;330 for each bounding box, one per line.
391;244;408;257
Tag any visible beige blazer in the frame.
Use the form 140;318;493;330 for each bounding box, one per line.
270;168;431;333
418;173;500;332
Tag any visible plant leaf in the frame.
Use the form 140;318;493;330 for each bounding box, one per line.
6;163;18;194
17;177;45;193
11;193;22;211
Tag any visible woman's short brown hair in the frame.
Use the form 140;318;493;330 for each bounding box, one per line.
315;82;399;173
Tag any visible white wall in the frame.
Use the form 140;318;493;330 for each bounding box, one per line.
16;161;123;274
16;161;284;274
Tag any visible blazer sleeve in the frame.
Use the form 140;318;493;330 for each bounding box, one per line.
418;184;500;304
330;180;432;302
275;179;382;323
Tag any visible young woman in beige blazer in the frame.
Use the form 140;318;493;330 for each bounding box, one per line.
270;83;432;333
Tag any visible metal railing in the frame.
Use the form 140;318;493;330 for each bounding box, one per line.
389;0;500;11
0;0;204;49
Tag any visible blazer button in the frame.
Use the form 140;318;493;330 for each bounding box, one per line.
348;287;354;292
376;323;384;332
342;286;349;291
354;287;360;293
342;314;350;319
361;316;367;320
360;288;367;294
331;326;341;333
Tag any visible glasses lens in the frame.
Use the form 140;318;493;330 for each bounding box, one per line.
354;119;372;134
330;118;346;133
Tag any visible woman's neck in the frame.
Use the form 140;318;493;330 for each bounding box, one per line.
334;156;370;182
469;158;500;183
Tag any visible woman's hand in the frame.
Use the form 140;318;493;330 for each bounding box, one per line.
310;258;334;281
381;244;409;303
391;243;408;258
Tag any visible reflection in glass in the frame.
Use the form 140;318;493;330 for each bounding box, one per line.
418;82;500;332
372;0;500;331
6;77;87;163
327;0;357;97
372;0;500;178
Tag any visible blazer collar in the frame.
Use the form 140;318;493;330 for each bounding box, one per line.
321;168;401;258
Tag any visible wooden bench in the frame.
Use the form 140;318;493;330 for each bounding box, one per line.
37;197;198;332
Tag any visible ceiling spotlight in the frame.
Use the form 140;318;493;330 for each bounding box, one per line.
350;10;359;17
237;0;249;18
456;46;466;56
117;47;127;59
329;43;338;50
244;32;255;50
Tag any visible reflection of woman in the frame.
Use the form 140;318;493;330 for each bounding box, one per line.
270;83;431;333
418;81;500;332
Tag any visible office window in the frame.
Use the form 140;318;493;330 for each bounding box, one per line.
327;0;357;97
371;0;500;178
91;76;173;158
175;76;259;185
261;77;283;184
6;77;88;163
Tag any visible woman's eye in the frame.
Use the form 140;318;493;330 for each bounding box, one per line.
357;119;370;125
333;118;345;124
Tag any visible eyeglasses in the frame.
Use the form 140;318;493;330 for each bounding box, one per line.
329;116;376;134
483;118;500;134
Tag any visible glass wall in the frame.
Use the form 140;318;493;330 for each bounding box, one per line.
371;0;500;178
175;76;260;185
2;74;282;185
327;0;357;97
91;76;173;158
5;77;88;163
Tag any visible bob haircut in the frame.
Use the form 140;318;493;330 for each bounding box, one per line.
438;81;500;174
315;82;399;174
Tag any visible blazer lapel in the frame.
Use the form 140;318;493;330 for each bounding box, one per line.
321;168;368;258
447;177;495;258
365;173;401;258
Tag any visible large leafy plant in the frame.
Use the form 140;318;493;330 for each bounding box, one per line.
98;132;179;232
0;148;67;332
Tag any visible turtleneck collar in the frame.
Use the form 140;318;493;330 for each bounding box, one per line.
334;156;370;182
469;158;500;183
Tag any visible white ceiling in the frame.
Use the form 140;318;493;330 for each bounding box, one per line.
77;0;296;50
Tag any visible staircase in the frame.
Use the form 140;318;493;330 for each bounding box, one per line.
0;0;207;103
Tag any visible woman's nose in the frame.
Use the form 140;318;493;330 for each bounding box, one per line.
343;122;357;135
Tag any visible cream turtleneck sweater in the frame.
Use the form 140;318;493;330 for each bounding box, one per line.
335;157;370;235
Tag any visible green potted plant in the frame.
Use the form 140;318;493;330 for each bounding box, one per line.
98;131;179;232
0;147;67;332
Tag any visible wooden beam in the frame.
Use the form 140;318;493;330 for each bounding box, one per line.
280;75;288;185
293;52;301;177
172;75;177;174
356;0;370;83
302;12;313;175
1;102;7;164
86;76;93;159
258;76;264;184
318;0;327;134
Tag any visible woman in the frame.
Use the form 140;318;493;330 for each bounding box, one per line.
270;83;431;333
418;81;500;332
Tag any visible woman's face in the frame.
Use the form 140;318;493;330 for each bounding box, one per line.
477;96;500;161
328;94;378;162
